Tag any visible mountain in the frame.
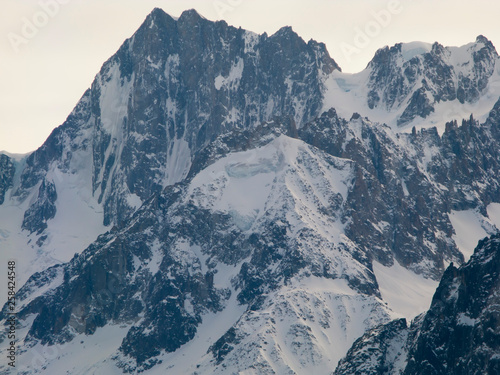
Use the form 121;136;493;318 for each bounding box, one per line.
334;233;500;375
1;7;500;375
0;7;339;292
17;7;339;228
366;36;498;124
323;35;500;131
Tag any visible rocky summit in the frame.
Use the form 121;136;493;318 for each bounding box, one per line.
1;8;500;375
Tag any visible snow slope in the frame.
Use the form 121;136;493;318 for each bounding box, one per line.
449;209;491;261
373;261;438;320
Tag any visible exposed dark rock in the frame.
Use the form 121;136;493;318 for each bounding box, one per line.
0;154;15;205
1;8;500;375
21;178;57;235
334;318;410;375
366;36;498;125
335;233;500;375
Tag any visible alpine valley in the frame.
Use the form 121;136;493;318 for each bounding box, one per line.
1;8;500;374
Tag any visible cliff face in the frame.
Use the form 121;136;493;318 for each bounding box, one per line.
335;233;500;375
0;154;15;205
1;7;500;375
366;36;498;125
13;8;339;232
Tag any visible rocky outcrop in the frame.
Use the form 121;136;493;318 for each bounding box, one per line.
0;154;14;205
21;178;57;235
335;233;500;375
299;102;500;278
366;36;498;125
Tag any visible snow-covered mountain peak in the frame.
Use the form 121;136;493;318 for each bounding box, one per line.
2;5;340;231
473;34;496;52
187;134;353;236
2;8;500;374
446;34;498;66
368;36;498;70
400;41;433;61
323;36;500;131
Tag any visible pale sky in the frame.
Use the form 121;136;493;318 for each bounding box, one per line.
1;0;500;154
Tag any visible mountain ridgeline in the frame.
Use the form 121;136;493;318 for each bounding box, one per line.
1;8;500;374
366;36;498;125
13;7;339;230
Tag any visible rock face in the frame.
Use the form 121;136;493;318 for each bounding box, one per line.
334;317;412;375
335;233;500;375
1;130;395;373
12;8;339;230
21;179;58;235
0;154;14;205
299;104;500;278
366;36;499;125
1;7;500;375
3;104;500;372
0;8;343;291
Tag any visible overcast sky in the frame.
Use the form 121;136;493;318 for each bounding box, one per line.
2;0;500;154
